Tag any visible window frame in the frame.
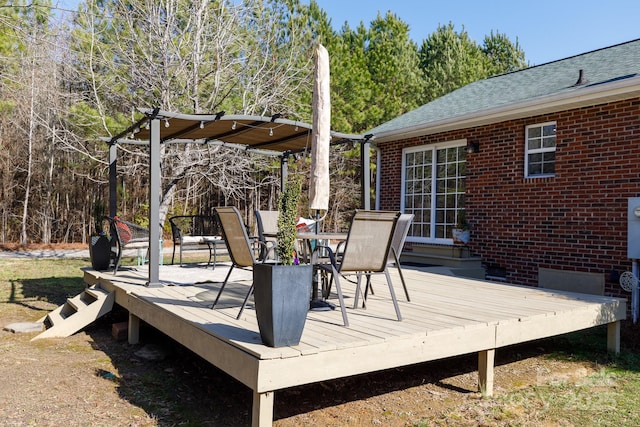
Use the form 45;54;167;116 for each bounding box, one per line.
400;139;467;244
525;121;557;178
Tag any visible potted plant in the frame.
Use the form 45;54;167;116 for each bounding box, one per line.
451;210;471;245
253;176;313;347
89;202;111;271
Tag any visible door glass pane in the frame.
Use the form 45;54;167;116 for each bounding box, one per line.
403;145;466;240
434;146;467;239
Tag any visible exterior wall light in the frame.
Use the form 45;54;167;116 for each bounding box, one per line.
467;141;480;154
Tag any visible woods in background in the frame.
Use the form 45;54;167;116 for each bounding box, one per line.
0;0;526;245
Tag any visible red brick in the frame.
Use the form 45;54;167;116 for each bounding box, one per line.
378;98;640;299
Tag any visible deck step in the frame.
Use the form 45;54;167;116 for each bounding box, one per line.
44;308;65;328
85;286;110;299
32;284;114;341
409;243;475;258
66;293;90;311
400;243;485;279
401;251;483;269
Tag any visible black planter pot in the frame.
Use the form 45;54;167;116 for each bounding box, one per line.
89;235;111;271
253;263;313;347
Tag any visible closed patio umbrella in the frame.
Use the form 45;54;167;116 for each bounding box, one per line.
309;43;330;213
309;43;333;311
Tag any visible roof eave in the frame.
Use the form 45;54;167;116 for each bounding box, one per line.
372;76;640;143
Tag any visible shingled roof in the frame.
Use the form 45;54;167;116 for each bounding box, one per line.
369;39;640;142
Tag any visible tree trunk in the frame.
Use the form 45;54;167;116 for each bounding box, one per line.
21;58;36;246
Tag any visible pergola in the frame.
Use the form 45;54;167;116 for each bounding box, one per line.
105;107;368;286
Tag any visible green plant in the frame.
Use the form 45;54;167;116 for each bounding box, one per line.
276;175;302;265
455;210;470;230
92;200;106;235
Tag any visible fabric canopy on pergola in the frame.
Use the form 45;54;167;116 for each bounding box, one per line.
109;107;365;156
104;107;372;286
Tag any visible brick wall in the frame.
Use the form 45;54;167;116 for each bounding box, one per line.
378;98;640;298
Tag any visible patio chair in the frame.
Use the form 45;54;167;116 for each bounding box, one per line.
364;213;414;302
103;216;150;274
388;213;414;301
212;206;273;319
169;215;223;267
314;210;402;327
254;210;279;261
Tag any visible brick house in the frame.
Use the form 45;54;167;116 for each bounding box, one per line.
368;39;640;298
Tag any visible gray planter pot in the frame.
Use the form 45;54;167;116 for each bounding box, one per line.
452;228;470;245
253;263;313;347
89;235;111;271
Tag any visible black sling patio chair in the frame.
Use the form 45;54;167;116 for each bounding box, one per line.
211;206;272;319
254;210;279;261
364;213;414;302
103;216;150;274
313;210;402;327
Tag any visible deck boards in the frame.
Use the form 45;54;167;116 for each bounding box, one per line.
82;263;626;427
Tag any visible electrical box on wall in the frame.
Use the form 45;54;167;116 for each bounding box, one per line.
629;197;640;259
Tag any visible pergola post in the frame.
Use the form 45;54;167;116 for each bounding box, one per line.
374;145;381;210
280;154;289;190
360;140;371;210
147;118;161;287
108;143;117;217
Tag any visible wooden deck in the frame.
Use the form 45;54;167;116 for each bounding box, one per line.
83;263;626;427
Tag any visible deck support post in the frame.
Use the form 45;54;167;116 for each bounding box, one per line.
607;321;621;354
252;390;274;427
128;313;140;345
478;349;495;396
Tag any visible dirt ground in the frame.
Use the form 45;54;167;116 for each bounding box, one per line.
0;246;634;426
0;305;619;427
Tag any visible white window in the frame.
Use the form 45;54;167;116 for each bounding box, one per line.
525;122;556;177
401;141;466;243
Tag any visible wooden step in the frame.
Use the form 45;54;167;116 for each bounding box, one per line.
45;309;64;328
399;243;485;280
85;286;110;300
66;294;89;311
401;251;482;268
32;284;115;341
407;243;475;258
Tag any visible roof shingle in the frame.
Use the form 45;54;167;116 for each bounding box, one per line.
368;39;640;136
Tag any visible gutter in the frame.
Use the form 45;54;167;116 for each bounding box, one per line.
371;75;640;143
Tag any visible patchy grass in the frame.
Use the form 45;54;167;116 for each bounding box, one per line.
478;352;640;427
408;327;640;427
0;258;87;321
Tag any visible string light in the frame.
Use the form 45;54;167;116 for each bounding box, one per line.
164;119;170;128
227;120;286;137
200;121;205;129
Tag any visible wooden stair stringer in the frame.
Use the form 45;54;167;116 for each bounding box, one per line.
31;285;115;341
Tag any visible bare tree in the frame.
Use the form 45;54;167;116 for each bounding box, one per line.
11;6;58;245
71;0;314;227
